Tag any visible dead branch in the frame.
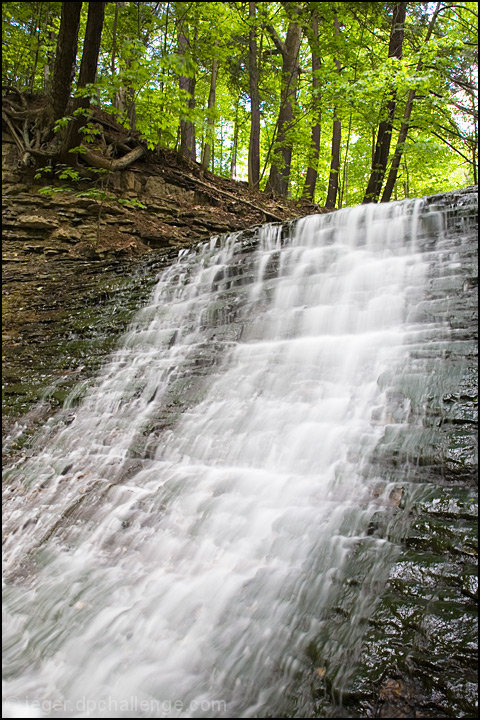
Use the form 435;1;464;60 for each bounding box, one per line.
165;168;285;222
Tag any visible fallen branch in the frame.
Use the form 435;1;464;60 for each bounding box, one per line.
164;167;285;222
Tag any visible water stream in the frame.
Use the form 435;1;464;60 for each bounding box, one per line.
2;194;477;718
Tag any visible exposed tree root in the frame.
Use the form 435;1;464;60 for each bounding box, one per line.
83;145;145;171
2;88;145;172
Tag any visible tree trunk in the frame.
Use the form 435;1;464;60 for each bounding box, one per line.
111;0;119;102
363;2;407;203
111;2;119;76
62;1;105;154
381;2;442;202
201;53;219;171
49;2;82;121
177;6;196;162
325;13;342;210
29;2;44;91
264;18;302;196
111;3;136;128
302;10;321;201
76;1;106;98
230;101;239;178
325;113;341;209
248;1;261;189
43;29;56;93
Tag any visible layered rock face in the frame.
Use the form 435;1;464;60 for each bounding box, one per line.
2;131;305;261
343;187;478;719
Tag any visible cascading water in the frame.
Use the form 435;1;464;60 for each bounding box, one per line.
2;191;477;718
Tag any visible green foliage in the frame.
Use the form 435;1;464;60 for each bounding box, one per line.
78;123;102;144
117;198;147;209
57;167;82;181
75;188;111;201
34;166;53;180
2;1;478;204
53;116;72;132
37;185;67;196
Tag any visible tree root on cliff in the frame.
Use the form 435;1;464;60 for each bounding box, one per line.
2;89;145;173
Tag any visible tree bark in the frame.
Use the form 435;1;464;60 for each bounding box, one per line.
325;113;341;209
325;13;342;210
381;2;442;202
201;53;219;171
111;2;119;78
43;29;56;93
76;1;106;99
363;2;407;203
264;17;302;196
248;1;261;189
62;1;106;155
177;5;196;162
302;9;321;201
230;101;239;178
29;2;44;91
49;2;82;121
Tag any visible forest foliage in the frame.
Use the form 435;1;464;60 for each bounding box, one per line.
2;1;478;207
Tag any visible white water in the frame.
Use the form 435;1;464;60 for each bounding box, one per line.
3;200;447;718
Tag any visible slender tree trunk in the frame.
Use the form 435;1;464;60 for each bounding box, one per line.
302;10;321;201
381;2;442;202
201;53;219;171
126;69;136;130
265;19;302;196
325;13;342;210
29;2;44;91
43;29;56;92
76;2;105;98
111;2;119;77
49;2;82;121
340;112;353;208
379;90;414;203
325;113;341;209
403;156;409;197
219;123;224;174
248;1;261;189
112;2;137;127
230;101;239;178
363;2;407;203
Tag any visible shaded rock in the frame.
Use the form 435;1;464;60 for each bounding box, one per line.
51;226;82;243
17;214;59;232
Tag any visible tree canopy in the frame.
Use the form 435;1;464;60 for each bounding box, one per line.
2;1;478;206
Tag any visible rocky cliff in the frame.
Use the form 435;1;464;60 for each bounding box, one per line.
2;128;320;442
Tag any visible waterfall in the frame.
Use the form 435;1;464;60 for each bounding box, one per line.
2;191;477;718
